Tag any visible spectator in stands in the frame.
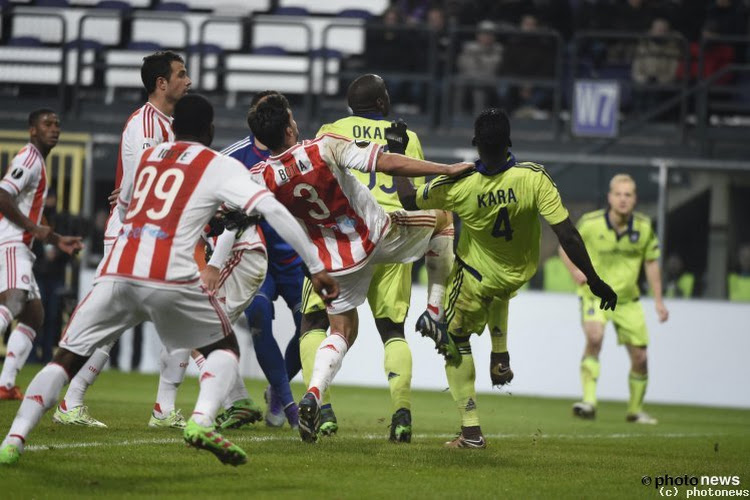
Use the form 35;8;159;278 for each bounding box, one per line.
728;243;750;302
396;0;432;25
663;254;694;298
543;255;577;293
607;0;655;65
631;17;682;113
499;14;556;118
677;19;735;86
456;20;504;116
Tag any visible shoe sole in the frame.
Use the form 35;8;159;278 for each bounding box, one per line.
491;369;514;386
184;435;247;466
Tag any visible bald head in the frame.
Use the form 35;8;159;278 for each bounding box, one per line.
347;74;390;117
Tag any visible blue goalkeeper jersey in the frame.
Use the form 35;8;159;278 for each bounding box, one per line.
221;135;302;272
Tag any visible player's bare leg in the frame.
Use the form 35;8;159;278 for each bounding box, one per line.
572;321;604;420
0;293;40;400
415;210;458;364
624;344;655;424
298;310;357;443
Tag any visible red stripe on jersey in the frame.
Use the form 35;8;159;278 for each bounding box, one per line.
158;117;169;142
148;148;215;280
22;156;46;246
306;224;332;270
366;144;379;171
114;107;142;189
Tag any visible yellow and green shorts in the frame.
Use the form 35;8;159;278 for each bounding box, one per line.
579;293;649;347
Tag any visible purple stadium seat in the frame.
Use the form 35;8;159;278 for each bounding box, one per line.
8;36;43;46
253;45;287;55
337;9;372;19
274;6;308;16
155;2;190;12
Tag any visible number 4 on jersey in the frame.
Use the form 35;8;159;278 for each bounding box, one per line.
491;207;513;241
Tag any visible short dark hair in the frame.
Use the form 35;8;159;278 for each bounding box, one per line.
246;91;288;130
28;108;56;127
472;108;512;150
141;51;184;94
247;95;291;150
172;94;213;138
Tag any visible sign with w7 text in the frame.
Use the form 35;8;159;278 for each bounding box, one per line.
572;80;620;138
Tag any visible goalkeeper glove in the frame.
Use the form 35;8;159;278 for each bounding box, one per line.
384;119;409;155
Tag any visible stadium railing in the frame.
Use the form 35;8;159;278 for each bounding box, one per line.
439;25;564;136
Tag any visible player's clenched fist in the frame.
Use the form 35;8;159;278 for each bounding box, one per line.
310;270;339;304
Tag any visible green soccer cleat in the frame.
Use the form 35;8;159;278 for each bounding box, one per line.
148;409;186;429
319;405;338;437
52;405;108;428
0;444;21;465
215;398;263;430
416;311;461;367
183;420;247;466
389;408;412;443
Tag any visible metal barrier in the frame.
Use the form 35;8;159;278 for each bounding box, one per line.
0;130;92;217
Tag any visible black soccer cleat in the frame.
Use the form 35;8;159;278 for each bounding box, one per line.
389;408;412;443
298;393;321;443
416;311;460;367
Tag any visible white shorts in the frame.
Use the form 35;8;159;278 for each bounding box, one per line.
0;244;40;300
326;210;435;315
217;248;267;324
59;278;233;357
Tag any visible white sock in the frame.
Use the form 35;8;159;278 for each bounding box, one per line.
192;352;206;371
2;363;69;451
308;333;349;403
61;346;110;410
0;323;36;389
0;305;13;337
223;363;249;409
153;348;190;418
191;350;239;427
425;231;454;321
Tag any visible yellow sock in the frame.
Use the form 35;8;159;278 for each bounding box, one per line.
383;338;412;412
627;371;648;415
299;329;330;406
445;338;478;427
580;356;600;406
490;328;507;353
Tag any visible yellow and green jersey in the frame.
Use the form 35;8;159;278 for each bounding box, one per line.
317;115;425;212
416;155;569;290
576;209;660;302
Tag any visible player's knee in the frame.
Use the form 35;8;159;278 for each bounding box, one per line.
433;210;453;234
52;348;88;378
246;295;273;337
374;318;405;344
1;289;29;317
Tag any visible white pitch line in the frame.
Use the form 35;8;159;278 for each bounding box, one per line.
24;432;720;452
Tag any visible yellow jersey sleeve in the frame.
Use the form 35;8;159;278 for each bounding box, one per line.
415;175;456;211
536;169;569;225
643;222;661;261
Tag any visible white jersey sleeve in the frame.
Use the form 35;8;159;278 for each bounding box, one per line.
0;148;40;197
322;134;382;173
212;156;274;215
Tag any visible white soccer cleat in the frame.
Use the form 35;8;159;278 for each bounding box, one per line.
572;401;596;420
626;412;658;425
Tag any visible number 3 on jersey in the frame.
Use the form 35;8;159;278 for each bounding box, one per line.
293;182;331;220
126;166;185;221
491;207;513;241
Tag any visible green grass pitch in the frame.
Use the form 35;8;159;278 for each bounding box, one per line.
2;368;749;499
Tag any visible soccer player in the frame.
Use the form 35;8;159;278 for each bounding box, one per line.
0;94;337;466
560;173;669;424
247;95;470;443
53;51;194;428
210;91;304;430
395;108;618;448
297;74;455;441
0;110;84;400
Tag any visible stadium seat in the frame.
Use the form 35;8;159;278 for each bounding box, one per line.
95;1;132;11
68;0;148;5
155;2;190;12
251;15;364;55
176;0;269;14
0;45;95;85
187;43;219;91
132;15;189;49
10;7;122;46
224;53;340;95
192;15;244;50
273;6;308;16
277;0;387;16
336;9;373;20
104;49;185;100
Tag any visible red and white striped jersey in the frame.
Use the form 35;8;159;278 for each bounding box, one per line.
104;102;174;244
250;133;387;275
0;143;48;248
98;141;272;286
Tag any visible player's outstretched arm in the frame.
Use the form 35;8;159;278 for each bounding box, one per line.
551;218;617;310
375;153;472;178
